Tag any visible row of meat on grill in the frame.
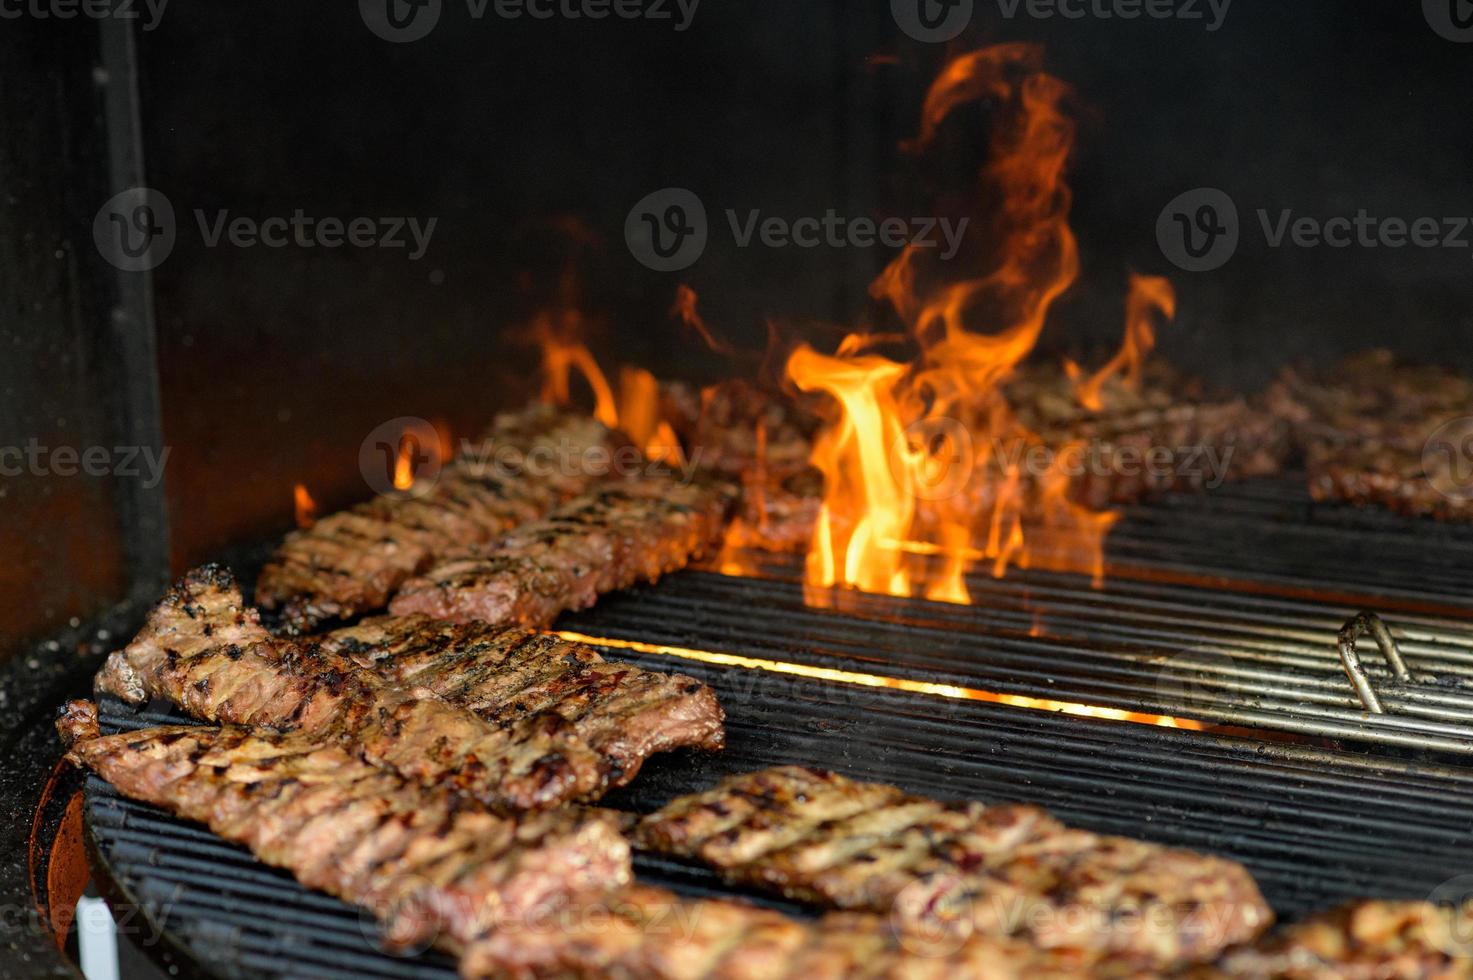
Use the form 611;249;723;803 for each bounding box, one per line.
256;349;1473;639
59;400;1473;979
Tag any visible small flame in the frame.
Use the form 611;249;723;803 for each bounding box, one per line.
393;437;416;491
672;284;736;356
618;366;688;467
1074;274;1176;412
293;484;316;529
539;329;619;429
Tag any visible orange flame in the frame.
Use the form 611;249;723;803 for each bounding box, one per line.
672;284;736;356
789;45;1161;607
293;484;316;529
618;366;688;467
539;327;619;429
1074;274;1176;412
393;437;416;491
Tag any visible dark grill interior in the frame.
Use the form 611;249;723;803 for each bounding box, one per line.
81;476;1473;978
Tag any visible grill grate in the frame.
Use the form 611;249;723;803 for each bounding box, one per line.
80;477;1473;978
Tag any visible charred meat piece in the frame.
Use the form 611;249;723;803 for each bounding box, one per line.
663;380;825;555
463;884;1151;980
1198;900;1473;979
93;565;606;810
637;767;1271;969
1265;350;1473;521
389;475;737;627
321;615;725;790
257;405;623;633
57;701;631;959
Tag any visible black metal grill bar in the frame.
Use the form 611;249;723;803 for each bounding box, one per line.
565;553;1473;753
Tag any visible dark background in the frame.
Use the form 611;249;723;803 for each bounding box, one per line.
3;0;1471;661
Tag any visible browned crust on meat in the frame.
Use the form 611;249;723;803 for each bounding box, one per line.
58;702;630;957
388;475;737;628
637;767;1272;969
257;406;622;633
93;566;606;811
1266;350;1473;522
1197;900;1473;980
322;615;726;791
461;884;1153;979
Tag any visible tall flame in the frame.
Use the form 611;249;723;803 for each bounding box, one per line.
789;44;1148;606
393;435;417;491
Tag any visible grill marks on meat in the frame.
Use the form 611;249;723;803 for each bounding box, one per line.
389;476;737;627
93;566;606;810
257;406;621;633
462;884;1148;980
56;701;631;959
1199;900;1473;980
637;767;1271;969
321;615;725;790
1266;350;1473;521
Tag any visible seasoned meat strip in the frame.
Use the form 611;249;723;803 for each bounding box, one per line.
389;475;737;627
1197;899;1473;979
258;405;623;633
637;767;1272;969
93;565;606;810
461;884;1151;979
321;615;725;790
1266;350;1473;521
57;701;631;958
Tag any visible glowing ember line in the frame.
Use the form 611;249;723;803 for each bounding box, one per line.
553;630;1205;731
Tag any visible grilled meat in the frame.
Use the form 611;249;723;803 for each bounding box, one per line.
1198;900;1473;980
637;767;1271;969
462;884;1150;979
1006;362;1290;509
258;405;623;633
662;380;825;555
57;700;631;958
1265;350;1473;521
389;475;737;627
321;615;725;790
94;565;607;810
